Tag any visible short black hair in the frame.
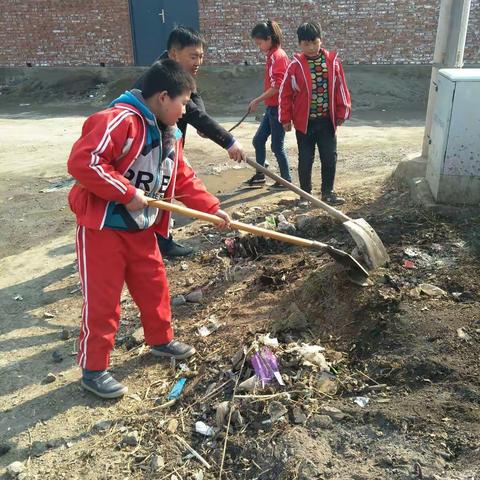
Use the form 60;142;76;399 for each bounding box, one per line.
142;59;195;99
297;22;323;42
167;26;205;51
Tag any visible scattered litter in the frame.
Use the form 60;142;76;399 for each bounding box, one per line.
418;283;447;297
43;312;55;319
195;421;215;437
288;343;329;371
215;401;230;427
277;220;296;234
166;378;187;401
354;396;370;408
404;247;420;257
238;375;260;392
198;315;223;337
39;179;74;193
457;328;471;341
13;294;23;301
402;260;415;269
258;333;279;348
251;347;284;387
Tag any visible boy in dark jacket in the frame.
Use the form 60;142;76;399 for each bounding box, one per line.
134;27;245;256
68;59;230;399
279;22;351;205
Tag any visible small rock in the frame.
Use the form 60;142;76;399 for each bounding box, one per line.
295;214;312;231
310;414;333;429
52;350;63;363
232;211;245;220
31;440;48;457
185;277;195;286
125;328;144;349
94;420;113;431
60;328;71;340
319;406;345;420
316;372;337;394
457;328;472;341
0;443;12;456
150;454;165;471
43;312;55;319
292;407;307;424
42;373;56;384
180;262;188;271
186;290;203;303
231;409;244;427
269;401;288;422
165;419;179;434
171;295;187;307
418;283;447;297
6;461;25;477
122;431;140;446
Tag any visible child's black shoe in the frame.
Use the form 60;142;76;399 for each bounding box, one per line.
81;370;128;399
243;173;266;187
151;340;196;360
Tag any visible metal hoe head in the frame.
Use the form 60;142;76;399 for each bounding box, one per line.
343;218;390;270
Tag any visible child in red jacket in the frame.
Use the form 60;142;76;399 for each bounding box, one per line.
67;59;230;399
244;20;292;189
279;22;351;205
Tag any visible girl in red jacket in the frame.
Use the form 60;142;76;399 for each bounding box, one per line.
279;22;351;205
67;59;230;399
244;20;292;189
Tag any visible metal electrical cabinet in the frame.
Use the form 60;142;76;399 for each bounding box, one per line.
426;68;480;205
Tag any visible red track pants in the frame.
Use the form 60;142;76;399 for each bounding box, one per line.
75;225;173;370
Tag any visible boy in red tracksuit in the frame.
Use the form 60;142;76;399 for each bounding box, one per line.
279;21;351;205
67;59;230;399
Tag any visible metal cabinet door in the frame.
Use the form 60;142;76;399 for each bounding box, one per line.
426;74;456;198
129;0;199;66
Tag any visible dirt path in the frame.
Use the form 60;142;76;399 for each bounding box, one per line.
1;112;479;480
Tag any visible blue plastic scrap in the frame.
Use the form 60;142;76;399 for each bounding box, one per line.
166;378;187;401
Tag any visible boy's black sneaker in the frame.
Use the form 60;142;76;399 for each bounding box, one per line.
268;182;288;190
322;192;345;206
151;340;196;360
81;370;128;399
161;240;194;257
243;173;266;187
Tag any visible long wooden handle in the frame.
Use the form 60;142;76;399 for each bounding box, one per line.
147;199;326;249
245;156;351;223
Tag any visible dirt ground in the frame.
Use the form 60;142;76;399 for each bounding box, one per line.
0;99;479;480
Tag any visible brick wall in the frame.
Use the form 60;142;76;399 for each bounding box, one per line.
0;0;478;66
200;0;480;65
0;0;133;66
